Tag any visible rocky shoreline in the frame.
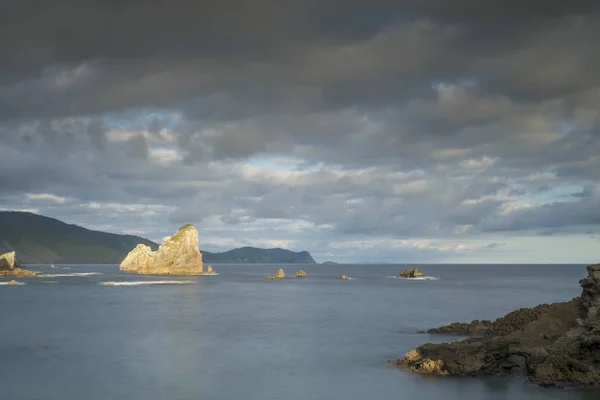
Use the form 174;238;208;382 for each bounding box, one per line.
389;263;600;388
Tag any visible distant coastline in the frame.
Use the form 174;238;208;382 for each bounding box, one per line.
0;211;316;264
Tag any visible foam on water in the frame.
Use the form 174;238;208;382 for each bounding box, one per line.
0;281;26;285
37;272;102;277
387;276;439;281
99;280;195;286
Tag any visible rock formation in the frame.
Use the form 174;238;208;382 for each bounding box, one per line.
0;251;37;277
119;224;206;275
0;251;16;269
296;269;307;278
398;268;424;278
341;274;350;280
207;265;214;274
427;304;555;336
389;263;600;388
8;280;20;285
265;268;286;280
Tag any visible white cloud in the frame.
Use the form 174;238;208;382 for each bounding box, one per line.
25;193;72;204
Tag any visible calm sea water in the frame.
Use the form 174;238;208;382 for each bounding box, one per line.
1;263;597;400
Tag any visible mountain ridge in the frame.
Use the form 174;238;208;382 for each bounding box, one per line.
0;211;316;264
203;246;316;264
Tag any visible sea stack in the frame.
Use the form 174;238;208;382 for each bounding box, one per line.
0;251;37;277
390;263;600;388
341;274;350;280
296;269;307;278
398;268;424;278
119;224;205;275
276;268;285;279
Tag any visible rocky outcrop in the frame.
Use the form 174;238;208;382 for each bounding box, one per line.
390;263;600;388
8;280;20;285
398;268;424;278
207;265;214;274
341;274;350;280
119;224;205;275
265;268;286;280
0;251;37;277
427;303;555;336
296;269;307;278
0;251;16;269
120;244;154;272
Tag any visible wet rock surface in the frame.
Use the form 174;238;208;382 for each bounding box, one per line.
390;264;600;388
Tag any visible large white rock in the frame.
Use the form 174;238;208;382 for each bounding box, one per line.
119;224;204;275
0;251;16;270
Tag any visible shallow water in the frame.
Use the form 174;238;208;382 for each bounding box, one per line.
1;263;596;400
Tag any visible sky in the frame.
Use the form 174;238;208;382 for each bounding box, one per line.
1;0;600;263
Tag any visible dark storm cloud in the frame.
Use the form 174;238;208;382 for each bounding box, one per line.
1;0;598;121
0;0;599;261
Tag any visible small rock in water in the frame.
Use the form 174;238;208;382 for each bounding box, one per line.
264;275;276;280
50;264;56;268
296;269;307;278
0;251;37;277
341;274;350;280
8;280;19;285
275;268;285;279
207;265;214;274
398;268;425;278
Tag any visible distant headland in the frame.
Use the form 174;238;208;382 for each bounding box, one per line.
0;211;316;264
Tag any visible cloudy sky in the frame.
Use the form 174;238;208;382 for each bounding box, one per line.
1;1;600;263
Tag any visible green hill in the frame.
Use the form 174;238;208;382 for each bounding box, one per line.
0;211;158;263
202;247;316;264
0;211;317;264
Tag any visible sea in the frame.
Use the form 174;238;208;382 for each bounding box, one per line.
1;263;597;400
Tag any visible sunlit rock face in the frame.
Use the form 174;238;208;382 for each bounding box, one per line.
0;251;37;277
119;224;204;275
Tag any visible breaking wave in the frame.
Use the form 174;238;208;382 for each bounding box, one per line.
387;276;439;281
38;272;102;277
99;280;195;286
0;281;26;285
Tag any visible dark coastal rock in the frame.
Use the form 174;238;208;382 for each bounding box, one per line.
427;303;556;336
0;251;37;277
390;263;600;388
398;268;425;278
